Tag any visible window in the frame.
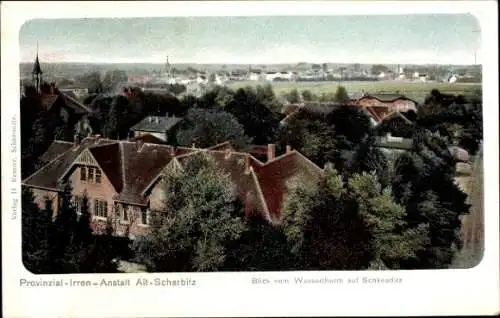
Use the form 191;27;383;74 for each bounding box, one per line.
122;205;129;222
95;169;102;184
93;199;107;218
81;166;102;184
73;195;83;215
140;208;149;225
115;203;121;218
80;167;87;181
88;167;95;183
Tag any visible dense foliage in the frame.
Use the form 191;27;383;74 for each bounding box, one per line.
131;153;245;272
22;184;119;274
21;75;482;271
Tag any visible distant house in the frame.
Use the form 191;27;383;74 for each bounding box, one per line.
58;87;89;100
130;115;183;143
374;133;413;160
348;93;418;116
128;75;151;85
448;74;458;83
265;72;280;81
248;70;263;81
418;75;426;83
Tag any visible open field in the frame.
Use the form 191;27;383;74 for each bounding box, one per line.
450;144;484;269
228;80;481;102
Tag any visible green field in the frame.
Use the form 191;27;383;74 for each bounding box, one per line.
228;80;481;102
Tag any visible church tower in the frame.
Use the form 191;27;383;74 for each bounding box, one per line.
32;42;43;92
165;55;171;78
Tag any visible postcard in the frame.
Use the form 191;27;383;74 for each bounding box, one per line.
2;1;499;317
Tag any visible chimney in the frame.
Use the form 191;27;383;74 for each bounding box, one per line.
286;145;292;153
267;144;276;162
137;139;144;152
244;155;251;174
192;143;196;149
169;146;176;157
73;135;80;148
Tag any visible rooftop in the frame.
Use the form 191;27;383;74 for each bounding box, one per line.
24;138;323;221
130;116;183;133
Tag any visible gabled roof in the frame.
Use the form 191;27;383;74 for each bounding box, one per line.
25;137;324;222
129;133;168;145
365;105;390;122
130;116;182;133
252;151;323;221
23;137;177;205
113;142;176;204
40;92;92;114
174;149;270;220
376;110;414;126
39;141;73;163
23;137;116;190
358;93;417;104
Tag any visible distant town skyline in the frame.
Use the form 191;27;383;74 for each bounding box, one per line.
19;14;481;65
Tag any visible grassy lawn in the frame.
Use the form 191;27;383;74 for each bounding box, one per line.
228;80;481;101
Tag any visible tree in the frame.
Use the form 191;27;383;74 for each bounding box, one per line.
285;89;300;104
281;166;429;270
177;108;250;149
347;171;429;269
371;64;390;75
132;153;245;272
74;194;93;247
76;72;103;94
22;193;54;274
49;179;78;272
103;95;130;139
326;106;372;144
281;167;371;270
226;87;281;144
333;86;350;103
102;70;128;93
391;135;471;269
76;218;119;273
255;84;282;114
224;216;295;271
301;89;316;101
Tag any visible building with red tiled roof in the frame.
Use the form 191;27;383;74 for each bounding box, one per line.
23;137;323;238
347;93;418;124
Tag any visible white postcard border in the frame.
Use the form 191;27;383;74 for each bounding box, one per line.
2;1;499;317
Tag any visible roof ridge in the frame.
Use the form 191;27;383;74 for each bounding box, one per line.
206;141;232;150
53;140;73;145
120;142;126;191
249;167;272;222
61;92;93;113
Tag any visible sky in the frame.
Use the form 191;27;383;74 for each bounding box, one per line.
19;14;481;65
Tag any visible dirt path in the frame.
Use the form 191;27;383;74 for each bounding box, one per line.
450;144;484;268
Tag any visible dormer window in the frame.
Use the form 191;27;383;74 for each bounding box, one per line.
80;167;87;181
80;166;102;184
95;169;102;183
88;167;94;181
